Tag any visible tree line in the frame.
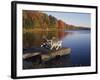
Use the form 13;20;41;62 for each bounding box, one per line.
23;10;90;30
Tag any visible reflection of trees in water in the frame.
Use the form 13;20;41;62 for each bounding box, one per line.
58;30;65;40
47;31;58;39
23;30;72;48
23;31;43;48
23;32;35;48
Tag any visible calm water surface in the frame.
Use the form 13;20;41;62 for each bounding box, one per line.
23;30;91;69
62;30;90;66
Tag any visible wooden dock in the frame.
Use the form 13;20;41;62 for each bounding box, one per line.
23;48;71;61
23;52;41;59
41;48;71;61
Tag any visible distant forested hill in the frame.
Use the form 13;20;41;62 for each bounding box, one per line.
23;10;90;30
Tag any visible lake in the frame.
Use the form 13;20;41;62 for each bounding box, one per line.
23;30;91;69
62;30;91;66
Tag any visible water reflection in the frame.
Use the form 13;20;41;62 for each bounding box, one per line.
23;30;72;48
23;30;90;69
